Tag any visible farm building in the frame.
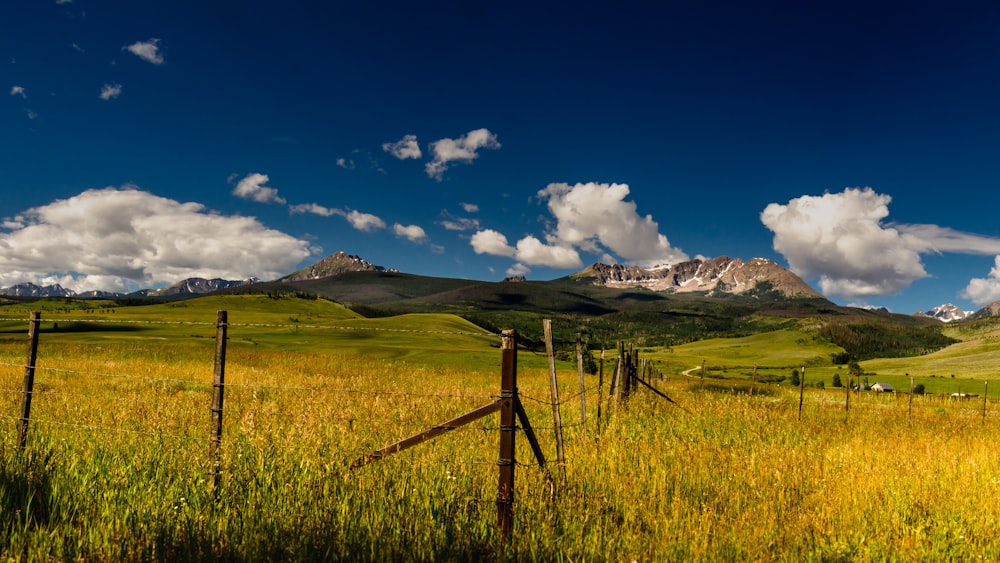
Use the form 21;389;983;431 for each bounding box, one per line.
871;382;894;392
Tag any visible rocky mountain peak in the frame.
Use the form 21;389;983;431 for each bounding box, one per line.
575;256;821;298
914;303;973;323
280;251;395;282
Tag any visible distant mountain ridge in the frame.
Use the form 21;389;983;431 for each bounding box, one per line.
0;282;75;297
145;277;260;297
573;256;823;299
5;252;1000;323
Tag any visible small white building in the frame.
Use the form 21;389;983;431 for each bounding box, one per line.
871;382;894;393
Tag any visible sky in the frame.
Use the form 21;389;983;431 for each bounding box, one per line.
5;1;1000;314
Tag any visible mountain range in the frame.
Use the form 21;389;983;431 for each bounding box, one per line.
0;250;990;322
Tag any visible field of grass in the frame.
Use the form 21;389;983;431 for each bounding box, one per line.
4;296;1000;560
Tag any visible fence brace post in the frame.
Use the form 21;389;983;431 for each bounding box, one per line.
18;312;41;449
210;310;228;496
498;329;517;542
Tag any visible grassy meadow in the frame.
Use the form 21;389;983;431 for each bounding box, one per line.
3;295;1000;561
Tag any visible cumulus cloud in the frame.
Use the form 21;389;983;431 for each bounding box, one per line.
514;235;582;268
0;187;313;291
538;182;688;267
10;85;25;98
469;182;684;273
394;223;428;243
471;229;516;257
425;128;500;180
761;187;1000;301
346;210;387;232
99;83;122;100
232;173;286;204
382;134;422;160
125;39;164;65
461;202;479;213
288;203;386;232
961;256;1000;306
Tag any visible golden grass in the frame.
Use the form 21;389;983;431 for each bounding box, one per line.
3;318;1000;560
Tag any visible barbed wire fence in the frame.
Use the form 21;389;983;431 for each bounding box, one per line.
0;311;600;542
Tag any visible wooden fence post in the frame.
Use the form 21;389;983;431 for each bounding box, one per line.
798;366;805;420
18;312;41;450
983;380;989;423
845;372;851;416
908;373;913;420
543;320;566;483
497;329;517;541
700;359;706;398
596;349;604;434
576;333;587;438
210;310;228;496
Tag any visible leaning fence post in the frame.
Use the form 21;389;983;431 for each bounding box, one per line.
18;312;41;449
210;310;228;496
498;329;517;542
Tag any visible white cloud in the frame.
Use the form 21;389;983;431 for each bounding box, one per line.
336;157;355;170
761;187;928;299
425;128;500;180
25;109;37;120
762;187;1000;301
961;256;1000;306
10;85;25;98
470;229;515;257
382;134;422;160
125;39;165;65
469;182;685;272
288;204;386;232
460;202;479;213
470;229;581;268
232;173;286;204
99;83;122;100
345;210;386;232
514;236;582;268
0;187;313;291
289;203;337;217
506;263;530;277
439;209;479;231
537;182;688;267
394;223;428;243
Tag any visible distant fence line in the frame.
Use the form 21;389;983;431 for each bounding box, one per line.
0;315;499;337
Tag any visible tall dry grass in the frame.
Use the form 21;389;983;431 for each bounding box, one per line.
3;336;1000;561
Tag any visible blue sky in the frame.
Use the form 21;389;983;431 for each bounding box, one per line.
5;1;1000;314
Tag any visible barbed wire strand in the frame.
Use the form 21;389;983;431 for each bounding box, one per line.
0;414;203;442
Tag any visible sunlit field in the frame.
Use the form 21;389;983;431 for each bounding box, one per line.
3;296;1000;561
